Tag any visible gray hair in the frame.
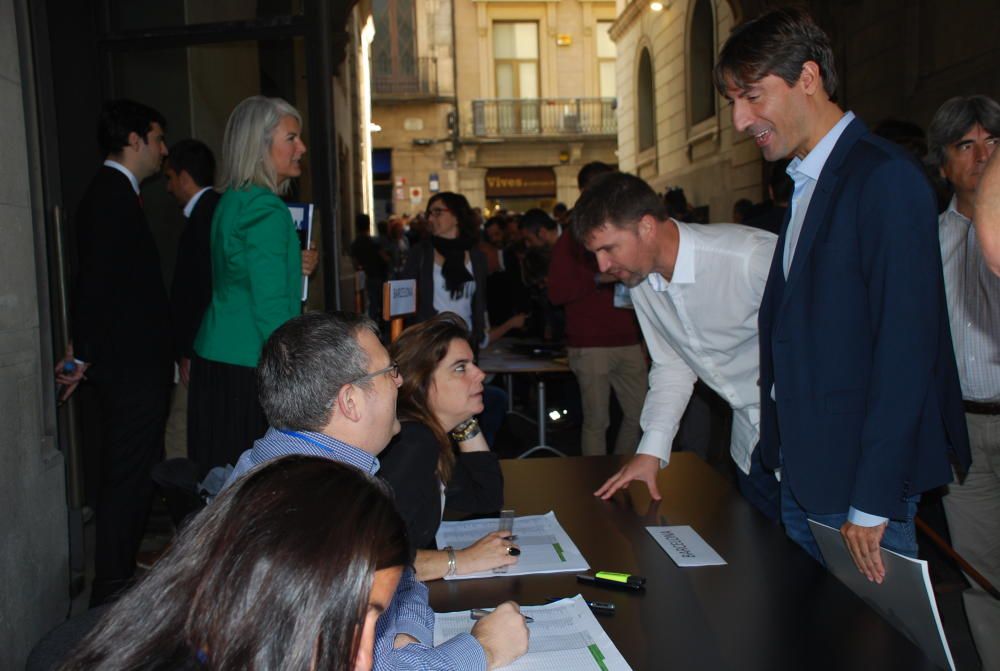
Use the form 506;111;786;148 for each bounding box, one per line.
257;311;379;432
218;95;302;195
927;95;1000;172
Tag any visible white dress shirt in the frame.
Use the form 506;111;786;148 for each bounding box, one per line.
783;111;855;277
183;186;213;219
939;197;1000;402
630;221;777;474
103;159;140;195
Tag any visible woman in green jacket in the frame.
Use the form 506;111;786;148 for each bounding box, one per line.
188;95;307;476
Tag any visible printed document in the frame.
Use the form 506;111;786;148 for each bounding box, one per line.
434;595;632;671
434;511;589;580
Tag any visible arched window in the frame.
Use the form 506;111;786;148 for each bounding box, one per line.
637;48;656;152
688;0;715;125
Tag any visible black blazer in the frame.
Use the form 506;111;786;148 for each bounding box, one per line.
378;422;504;550
72;166;173;385
170;189;220;358
401;239;489;347
758;118;970;519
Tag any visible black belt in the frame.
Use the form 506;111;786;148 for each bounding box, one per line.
964;400;1000;415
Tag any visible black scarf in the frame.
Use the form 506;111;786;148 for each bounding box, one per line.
432;235;475;299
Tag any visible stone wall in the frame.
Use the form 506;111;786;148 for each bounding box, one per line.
372;100;455;216
0;0;71;666
613;0;744;220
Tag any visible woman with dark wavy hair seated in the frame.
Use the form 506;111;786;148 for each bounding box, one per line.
379;312;518;581
60;456;409;671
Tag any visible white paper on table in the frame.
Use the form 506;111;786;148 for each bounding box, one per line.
645;525;727;567
433;595;633;671
434;511;589;580
808;520;955;671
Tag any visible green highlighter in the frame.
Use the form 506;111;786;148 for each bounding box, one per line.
577;571;646;590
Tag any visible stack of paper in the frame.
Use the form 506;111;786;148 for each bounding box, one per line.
434;595;633;671
434;511;589;579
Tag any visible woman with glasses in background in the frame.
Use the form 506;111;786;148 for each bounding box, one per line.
402;192;526;350
379;313;518;581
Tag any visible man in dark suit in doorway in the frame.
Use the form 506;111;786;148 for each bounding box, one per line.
57;99;174;605
162;139;220;460
716;8;970;581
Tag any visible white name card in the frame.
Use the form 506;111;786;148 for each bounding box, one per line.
384;279;417;318
646;525;727;567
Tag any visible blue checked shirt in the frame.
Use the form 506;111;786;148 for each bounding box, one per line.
223;427;487;671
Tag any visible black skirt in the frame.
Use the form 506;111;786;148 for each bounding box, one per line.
187;355;268;478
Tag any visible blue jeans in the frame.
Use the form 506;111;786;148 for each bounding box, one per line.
780;475;919;564
735;447;781;522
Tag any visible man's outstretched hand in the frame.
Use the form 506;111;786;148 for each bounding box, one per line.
594;453;662;501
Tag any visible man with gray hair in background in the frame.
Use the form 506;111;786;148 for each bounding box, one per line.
927;94;1000;670
223;311;528;671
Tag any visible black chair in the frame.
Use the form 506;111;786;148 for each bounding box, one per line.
150;458;206;529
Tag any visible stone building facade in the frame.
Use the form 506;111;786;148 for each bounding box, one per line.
610;0;1000;222
372;0;621;217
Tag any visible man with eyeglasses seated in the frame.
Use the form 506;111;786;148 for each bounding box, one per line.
223;311;529;671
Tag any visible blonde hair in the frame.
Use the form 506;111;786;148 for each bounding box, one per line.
218;95;302;195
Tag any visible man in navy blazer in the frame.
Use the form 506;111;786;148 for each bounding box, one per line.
715;8;970;583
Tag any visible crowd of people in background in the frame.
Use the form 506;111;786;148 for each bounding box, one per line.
48;5;1000;670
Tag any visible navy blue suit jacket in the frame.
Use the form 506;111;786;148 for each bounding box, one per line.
170;189;220;358
758;117;970;520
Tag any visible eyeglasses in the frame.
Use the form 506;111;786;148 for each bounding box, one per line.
349;361;400;385
428;207;450;216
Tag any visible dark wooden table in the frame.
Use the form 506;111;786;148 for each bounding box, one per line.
428;455;937;671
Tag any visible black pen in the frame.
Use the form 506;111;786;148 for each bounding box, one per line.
470;608;534;624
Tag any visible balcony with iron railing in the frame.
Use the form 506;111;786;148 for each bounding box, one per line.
373;56;439;99
469;98;616;139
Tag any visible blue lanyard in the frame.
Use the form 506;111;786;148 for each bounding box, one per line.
278;429;337;455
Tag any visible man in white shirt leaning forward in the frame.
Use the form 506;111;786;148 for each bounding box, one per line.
573;171;781;521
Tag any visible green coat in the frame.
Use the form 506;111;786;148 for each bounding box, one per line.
194;185;301;368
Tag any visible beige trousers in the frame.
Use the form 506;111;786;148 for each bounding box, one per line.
567;345;648;457
942;412;1000;671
